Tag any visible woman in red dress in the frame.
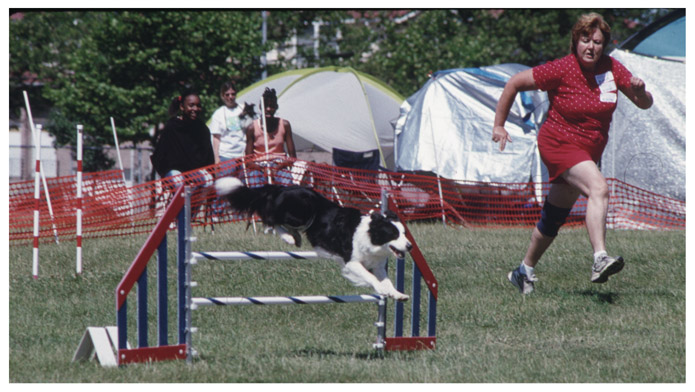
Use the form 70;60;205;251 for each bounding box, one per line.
493;13;653;294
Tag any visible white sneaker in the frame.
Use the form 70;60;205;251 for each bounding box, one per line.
591;255;625;283
508;266;537;294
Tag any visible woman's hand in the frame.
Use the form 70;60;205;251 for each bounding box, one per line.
630;76;647;95
622;76;653;109
492;125;512;151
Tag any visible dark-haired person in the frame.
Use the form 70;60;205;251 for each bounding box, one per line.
151;91;215;191
492;13;653;294
244;87;297;187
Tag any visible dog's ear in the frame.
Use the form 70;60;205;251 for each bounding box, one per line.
242;102;256;118
383;210;398;221
370;211;384;221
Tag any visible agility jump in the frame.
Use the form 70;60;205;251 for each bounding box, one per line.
113;185;437;366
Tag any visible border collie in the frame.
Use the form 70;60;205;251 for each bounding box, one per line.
214;177;412;301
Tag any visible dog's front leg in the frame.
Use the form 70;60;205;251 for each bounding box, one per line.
341;261;409;301
371;261;409;302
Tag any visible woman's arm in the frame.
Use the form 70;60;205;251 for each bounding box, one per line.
244;125;255;156
212;134;221;164
492;69;538;151
283;120;297;158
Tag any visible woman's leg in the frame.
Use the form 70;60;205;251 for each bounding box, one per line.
561;160;624;282
560;160;609;254
522;182;580;268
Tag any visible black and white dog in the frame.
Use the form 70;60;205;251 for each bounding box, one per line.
214;177;412;301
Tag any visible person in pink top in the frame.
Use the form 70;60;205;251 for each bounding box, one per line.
245;87;297;187
492;13;653;294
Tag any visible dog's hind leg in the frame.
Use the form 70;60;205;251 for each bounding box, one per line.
276;226;302;247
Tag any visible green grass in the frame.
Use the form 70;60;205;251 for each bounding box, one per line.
8;222;685;383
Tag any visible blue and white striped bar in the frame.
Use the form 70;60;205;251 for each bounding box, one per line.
191;251;320;261
191;294;383;308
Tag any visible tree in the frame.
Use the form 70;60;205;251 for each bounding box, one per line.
11;10;267;172
9;11;97;117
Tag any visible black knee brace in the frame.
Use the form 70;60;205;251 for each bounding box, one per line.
536;201;572;237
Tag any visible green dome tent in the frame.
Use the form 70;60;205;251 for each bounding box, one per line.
237;66;404;169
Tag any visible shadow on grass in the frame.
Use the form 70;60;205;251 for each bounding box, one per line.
291;347;406;361
576;289;619;304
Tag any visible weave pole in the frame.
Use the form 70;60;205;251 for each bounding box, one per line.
36;124;60;244
76;124;84;275
30;106;42;279
23;91;60;245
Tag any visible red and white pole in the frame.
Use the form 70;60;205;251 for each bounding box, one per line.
31;115;42;279
24;90;41;278
76;124;84;275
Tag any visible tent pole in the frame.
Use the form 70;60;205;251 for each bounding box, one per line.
346;68;387;168
426;106;446;226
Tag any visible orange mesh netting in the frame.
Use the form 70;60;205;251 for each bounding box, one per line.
9;155;685;246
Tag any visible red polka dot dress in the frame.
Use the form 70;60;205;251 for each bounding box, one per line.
532;54;633;182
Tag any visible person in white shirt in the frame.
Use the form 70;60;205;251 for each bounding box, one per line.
209;81;250;218
209;81;247;171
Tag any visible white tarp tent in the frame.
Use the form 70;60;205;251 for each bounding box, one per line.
395;64;549;184
237;66;405;169
602;10;685;201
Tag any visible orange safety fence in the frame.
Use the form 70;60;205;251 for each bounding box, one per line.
8;155;685;246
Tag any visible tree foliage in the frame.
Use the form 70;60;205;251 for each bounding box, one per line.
9;9;672;171
275;9;671;95
11;10;265;171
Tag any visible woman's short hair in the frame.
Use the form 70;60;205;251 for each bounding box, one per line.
220;80;237;95
570;13;611;54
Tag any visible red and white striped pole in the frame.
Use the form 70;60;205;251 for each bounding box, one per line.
23;90;42;278
76;124;84;275
31;114;42;279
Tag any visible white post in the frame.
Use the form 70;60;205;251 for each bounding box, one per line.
259;96;272;184
76;124;84;275
110;117;128;187
261;11;268;80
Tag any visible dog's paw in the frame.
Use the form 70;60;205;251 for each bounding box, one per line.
390;291;410;302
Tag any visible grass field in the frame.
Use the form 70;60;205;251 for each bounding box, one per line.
8;222;685;383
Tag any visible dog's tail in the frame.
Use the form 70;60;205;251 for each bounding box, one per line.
214;177;261;215
215;177;287;220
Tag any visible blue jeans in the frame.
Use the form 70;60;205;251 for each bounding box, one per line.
163;169;214;189
246;160;294;188
162;169;214;221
